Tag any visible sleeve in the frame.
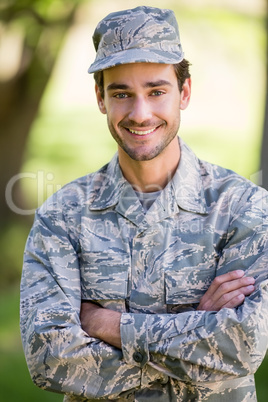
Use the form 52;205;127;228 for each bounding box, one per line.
20;205;149;400
120;184;268;383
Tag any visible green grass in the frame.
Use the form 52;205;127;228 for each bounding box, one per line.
256;354;268;401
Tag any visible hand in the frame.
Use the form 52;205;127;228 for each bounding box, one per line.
197;270;255;311
80;301;122;349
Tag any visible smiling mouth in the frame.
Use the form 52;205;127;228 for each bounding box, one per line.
127;127;156;136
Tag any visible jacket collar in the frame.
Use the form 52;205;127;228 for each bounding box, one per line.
171;139;207;214
89;138;207;218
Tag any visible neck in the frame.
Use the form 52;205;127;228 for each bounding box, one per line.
118;136;181;193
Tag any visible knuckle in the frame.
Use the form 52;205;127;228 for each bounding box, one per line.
221;293;229;303
219;282;229;293
213;276;222;286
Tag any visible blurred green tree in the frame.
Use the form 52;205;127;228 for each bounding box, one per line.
0;0;82;224
260;0;268;189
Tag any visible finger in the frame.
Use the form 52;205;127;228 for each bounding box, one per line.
205;275;255;305
214;285;255;310
216;276;255;298
220;293;245;309
198;271;247;308
198;278;255;311
221;284;255;309
197;271;255;311
202;270;245;300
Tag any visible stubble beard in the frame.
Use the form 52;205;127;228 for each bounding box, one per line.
107;118;181;162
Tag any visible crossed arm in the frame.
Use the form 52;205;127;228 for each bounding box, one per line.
21;188;268;398
80;269;255;349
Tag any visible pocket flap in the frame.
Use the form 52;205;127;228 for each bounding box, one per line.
165;266;215;304
81;252;129;300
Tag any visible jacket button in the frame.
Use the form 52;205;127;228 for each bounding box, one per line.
133;352;143;363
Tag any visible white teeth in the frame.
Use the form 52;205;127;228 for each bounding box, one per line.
129;128;155;135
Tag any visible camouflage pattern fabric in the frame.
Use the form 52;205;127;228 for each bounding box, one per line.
88;6;184;73
20;138;268;401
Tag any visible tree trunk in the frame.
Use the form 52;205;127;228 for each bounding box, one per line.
0;4;79;225
0;48;51;224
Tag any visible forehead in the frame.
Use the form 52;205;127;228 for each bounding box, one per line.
102;63;177;87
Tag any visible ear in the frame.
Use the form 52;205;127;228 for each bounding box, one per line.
95;84;107;114
180;78;191;110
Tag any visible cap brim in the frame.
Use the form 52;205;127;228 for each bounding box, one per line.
88;47;184;73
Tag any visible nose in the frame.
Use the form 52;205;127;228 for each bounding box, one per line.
128;96;153;123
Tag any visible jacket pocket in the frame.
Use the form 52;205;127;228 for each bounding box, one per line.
164;265;216;312
80;251;129;302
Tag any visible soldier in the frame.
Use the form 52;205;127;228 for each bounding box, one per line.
20;6;268;401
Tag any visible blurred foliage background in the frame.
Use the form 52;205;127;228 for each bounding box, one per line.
0;0;267;401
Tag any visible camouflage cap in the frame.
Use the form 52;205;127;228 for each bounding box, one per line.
88;6;184;73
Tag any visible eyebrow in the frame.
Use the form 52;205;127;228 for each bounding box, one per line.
145;80;172;88
106;80;172;91
107;83;129;91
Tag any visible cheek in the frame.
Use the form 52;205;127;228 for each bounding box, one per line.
160;92;180;110
159;99;181;120
108;104;128;123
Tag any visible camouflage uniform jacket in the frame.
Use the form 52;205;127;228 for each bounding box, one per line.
20;138;268;401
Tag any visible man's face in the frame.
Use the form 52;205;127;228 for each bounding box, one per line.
96;63;190;162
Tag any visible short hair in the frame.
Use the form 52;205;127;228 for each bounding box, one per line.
94;59;191;98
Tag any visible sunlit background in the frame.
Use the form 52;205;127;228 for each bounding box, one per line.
0;0;267;400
